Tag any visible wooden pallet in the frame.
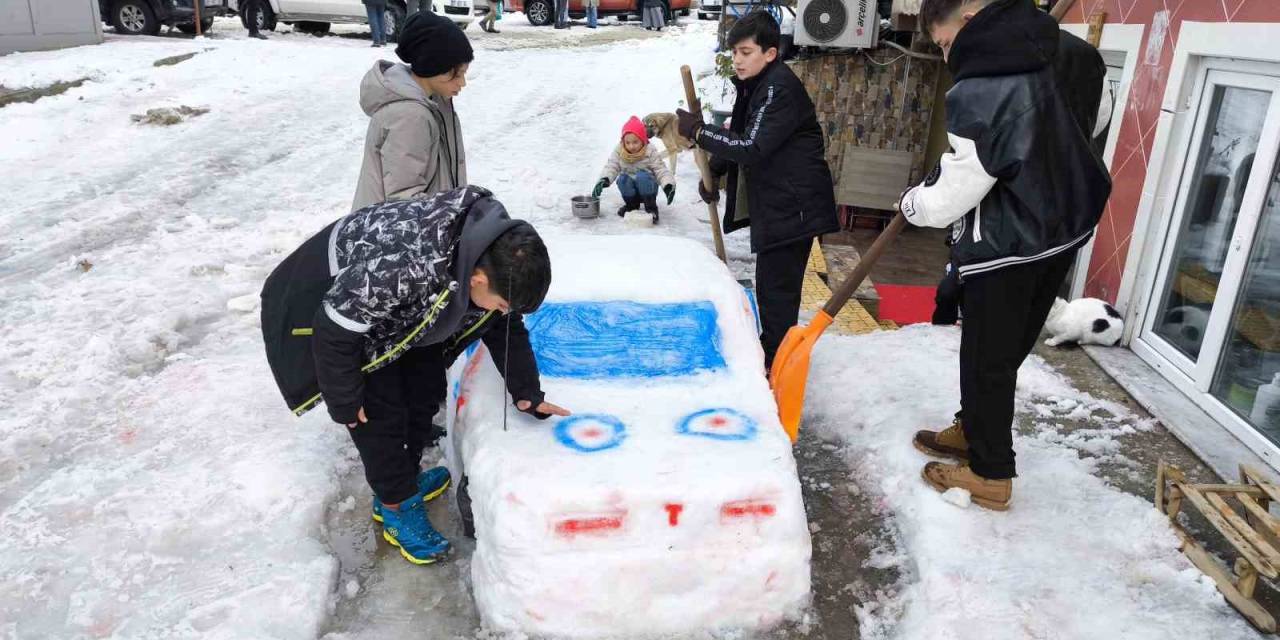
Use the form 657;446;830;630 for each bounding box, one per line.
1156;461;1280;633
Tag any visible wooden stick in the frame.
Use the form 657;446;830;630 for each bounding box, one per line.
1235;558;1260;600
1204;491;1280;571
194;0;203;36
1085;11;1106;47
1187;484;1267;496
1049;0;1078;21
1175;526;1277;633
680;65;727;264
1241;464;1280;504
1237;493;1280;537
1180;484;1279;578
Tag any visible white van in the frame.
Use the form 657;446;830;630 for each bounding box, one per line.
230;0;475;41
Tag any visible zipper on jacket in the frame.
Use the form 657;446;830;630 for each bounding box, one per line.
292;289;454;417
447;310;497;353
972;202;983;243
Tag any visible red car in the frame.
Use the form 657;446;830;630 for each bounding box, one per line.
504;0;691;26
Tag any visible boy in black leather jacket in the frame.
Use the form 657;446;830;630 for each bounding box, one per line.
902;0;1111;510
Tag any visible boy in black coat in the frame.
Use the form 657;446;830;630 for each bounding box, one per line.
260;186;570;564
676;11;840;370
903;0;1111;510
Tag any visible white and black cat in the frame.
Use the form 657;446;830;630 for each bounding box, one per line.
1044;297;1124;347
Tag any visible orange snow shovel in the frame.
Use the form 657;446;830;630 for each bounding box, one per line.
771;212;907;441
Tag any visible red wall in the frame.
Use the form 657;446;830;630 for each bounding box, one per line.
1063;0;1280;304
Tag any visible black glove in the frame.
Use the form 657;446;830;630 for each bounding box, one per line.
697;177;719;203
676;108;703;142
518;401;552;420
592;177;610;199
663;184;676;205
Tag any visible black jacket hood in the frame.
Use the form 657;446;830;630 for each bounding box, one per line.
422;197;524;346
947;0;1059;80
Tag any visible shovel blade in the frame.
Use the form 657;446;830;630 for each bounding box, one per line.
770;311;833;442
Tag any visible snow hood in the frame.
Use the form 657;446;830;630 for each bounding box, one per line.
359;60;443;117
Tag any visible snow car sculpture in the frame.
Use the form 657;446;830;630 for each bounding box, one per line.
443;235;812;636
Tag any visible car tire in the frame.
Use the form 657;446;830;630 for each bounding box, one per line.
384;4;406;42
617;13;628;21
294;20;331;34
680;8;689;15
240;2;277;32
525;0;553;25
697;10;705;19
111;0;161;36
176;17;214;34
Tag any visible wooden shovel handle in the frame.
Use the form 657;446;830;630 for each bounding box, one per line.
680;64;728;262
822;212;907;318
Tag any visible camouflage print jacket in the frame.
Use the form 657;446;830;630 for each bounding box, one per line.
260;186;545;424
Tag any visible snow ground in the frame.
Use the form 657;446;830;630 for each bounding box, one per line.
0;17;1267;640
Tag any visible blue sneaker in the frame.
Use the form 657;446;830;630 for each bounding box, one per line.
381;492;451;565
371;467;451;523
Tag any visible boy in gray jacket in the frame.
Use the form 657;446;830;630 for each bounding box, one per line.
352;12;472;212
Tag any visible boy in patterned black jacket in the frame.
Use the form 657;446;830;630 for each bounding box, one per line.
261;186;571;565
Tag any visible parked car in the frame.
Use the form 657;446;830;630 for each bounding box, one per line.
696;0;719;20
505;0;690;27
100;0;229;36
228;0;474;42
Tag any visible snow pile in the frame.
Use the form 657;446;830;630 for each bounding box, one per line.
804;326;1263;640
444;235;811;636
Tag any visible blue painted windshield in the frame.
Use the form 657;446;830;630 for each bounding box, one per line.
525;301;726;379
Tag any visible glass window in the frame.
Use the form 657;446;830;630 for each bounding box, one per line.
1152;86;1271;361
1212;156;1280;444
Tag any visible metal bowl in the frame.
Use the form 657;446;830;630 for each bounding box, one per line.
571;195;601;219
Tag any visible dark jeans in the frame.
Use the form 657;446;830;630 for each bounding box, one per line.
366;4;386;44
959;249;1076;480
242;0;261;34
756;239;812;368
345;344;447;504
616;170;658;199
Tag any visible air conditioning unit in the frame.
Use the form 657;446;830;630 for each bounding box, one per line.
794;0;878;48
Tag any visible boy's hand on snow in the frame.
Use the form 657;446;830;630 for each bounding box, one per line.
664;184;676;205
591;178;609;199
346;407;367;429
676;109;702;141
517;399;571;420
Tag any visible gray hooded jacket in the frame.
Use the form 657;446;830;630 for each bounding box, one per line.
351;61;468;212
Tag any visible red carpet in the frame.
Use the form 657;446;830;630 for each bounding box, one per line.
874;284;937;325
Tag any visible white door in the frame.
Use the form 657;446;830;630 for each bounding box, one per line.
1134;63;1280;459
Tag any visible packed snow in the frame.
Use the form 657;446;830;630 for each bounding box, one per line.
0;15;1268;640
804;326;1265;640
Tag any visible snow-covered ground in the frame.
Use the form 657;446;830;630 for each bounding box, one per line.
0;17;1267;640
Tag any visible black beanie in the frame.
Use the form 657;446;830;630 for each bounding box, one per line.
395;12;474;79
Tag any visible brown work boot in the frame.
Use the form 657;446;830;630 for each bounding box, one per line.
921;462;1012;511
913;418;969;460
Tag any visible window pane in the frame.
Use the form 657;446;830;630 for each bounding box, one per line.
1212;151;1280;444
1153;85;1271;361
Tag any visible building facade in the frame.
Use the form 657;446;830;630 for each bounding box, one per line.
1063;1;1280;470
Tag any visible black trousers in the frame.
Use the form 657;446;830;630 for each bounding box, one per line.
756;239;812;368
242;0;261;34
959;249;1076;480
346;344;447;504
